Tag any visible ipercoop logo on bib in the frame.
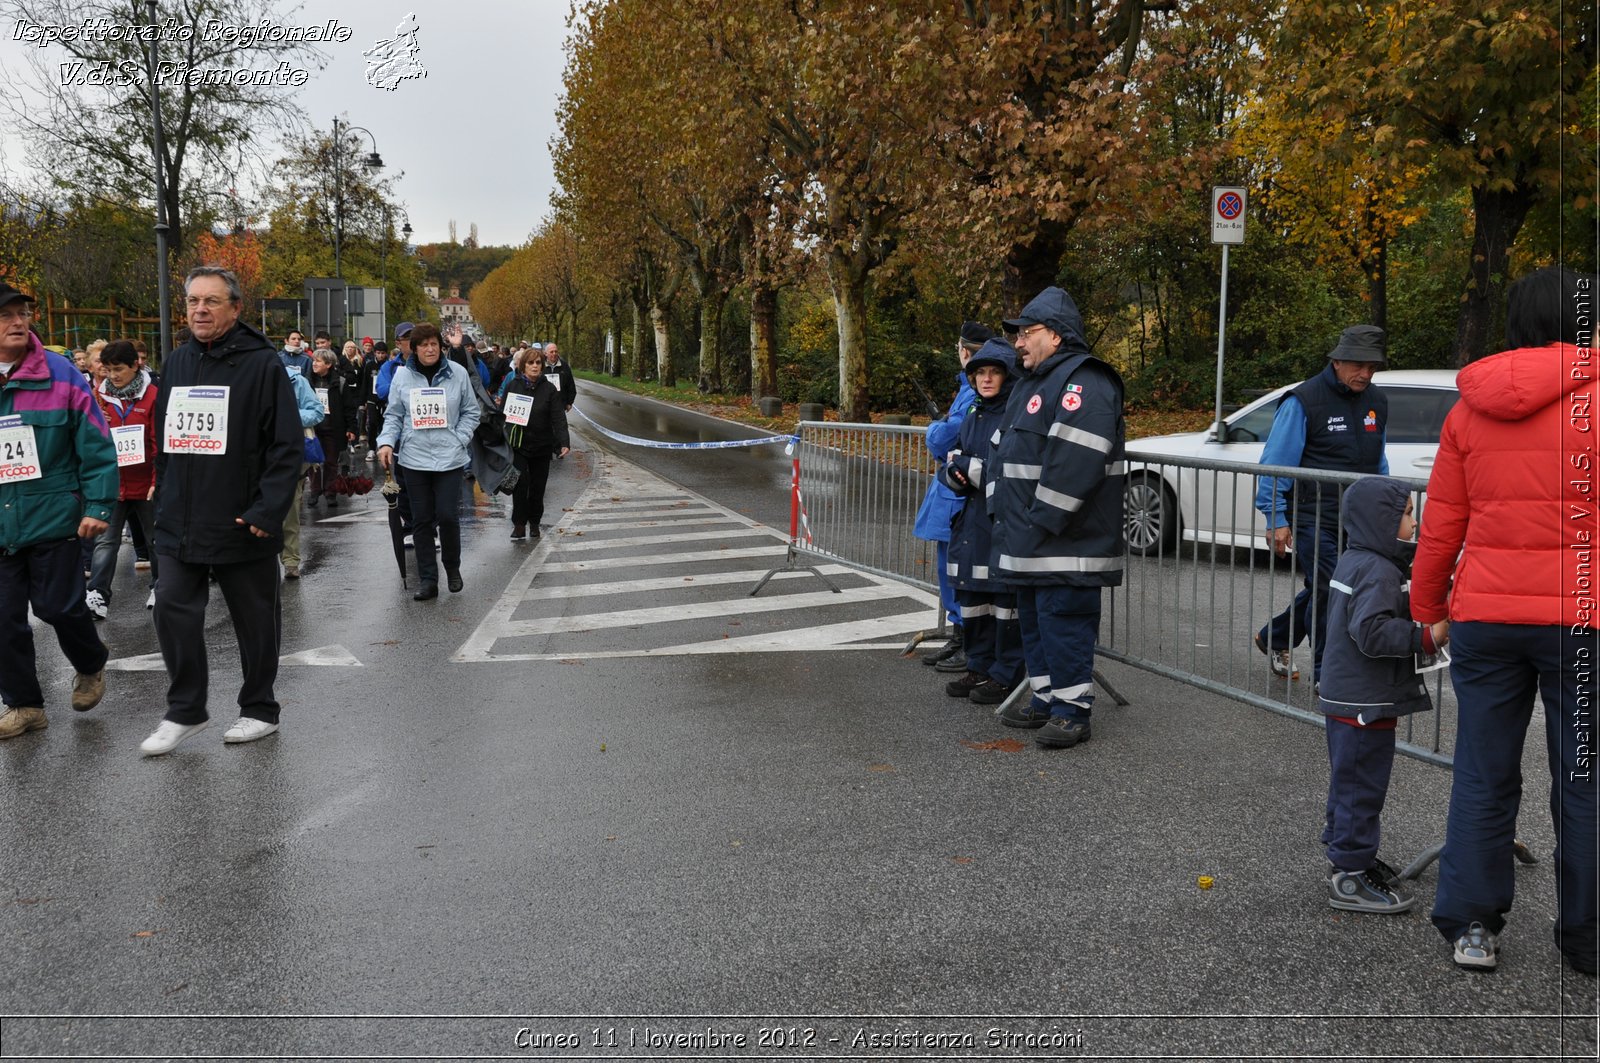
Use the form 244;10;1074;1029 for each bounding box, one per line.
0;464;40;480
169;437;225;452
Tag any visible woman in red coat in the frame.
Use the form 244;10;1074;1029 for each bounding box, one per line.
1412;266;1597;975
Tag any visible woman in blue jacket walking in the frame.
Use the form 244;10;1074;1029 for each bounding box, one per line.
376;323;481;600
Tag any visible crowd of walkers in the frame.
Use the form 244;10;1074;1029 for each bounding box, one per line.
0;266;575;760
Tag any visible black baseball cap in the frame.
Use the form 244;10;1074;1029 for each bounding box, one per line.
0;282;35;311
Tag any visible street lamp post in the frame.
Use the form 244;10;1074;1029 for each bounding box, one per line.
330;116;384;280
145;0;171;357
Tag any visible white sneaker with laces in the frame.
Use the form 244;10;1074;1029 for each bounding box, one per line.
85;589;108;620
224;717;279;744
140;719;209;756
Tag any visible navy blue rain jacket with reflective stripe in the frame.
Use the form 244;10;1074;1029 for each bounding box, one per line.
942;341;1017;592
986;348;1126;587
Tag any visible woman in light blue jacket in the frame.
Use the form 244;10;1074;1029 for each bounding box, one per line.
377;323;481;600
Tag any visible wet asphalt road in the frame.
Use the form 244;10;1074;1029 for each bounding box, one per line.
2;378;1595;1060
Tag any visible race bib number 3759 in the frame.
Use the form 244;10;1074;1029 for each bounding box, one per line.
164;386;230;455
0;414;42;483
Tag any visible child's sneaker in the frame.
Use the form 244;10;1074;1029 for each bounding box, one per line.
1453;922;1497;971
1328;867;1415;913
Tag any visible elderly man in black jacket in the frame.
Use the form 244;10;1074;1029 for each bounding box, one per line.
140;266;303;757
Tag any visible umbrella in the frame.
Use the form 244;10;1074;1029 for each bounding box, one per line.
381;471;408;587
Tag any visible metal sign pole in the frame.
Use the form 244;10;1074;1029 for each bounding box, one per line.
1214;242;1230;437
1209;185;1246;440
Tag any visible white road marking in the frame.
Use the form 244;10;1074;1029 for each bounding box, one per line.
454;454;937;662
559;515;743;533
521;565;856;600
554;527;772;552
106;643;362;671
537;546;786;573
498;584;913;639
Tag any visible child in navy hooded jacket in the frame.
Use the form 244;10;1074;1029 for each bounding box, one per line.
1318;475;1448;914
938;339;1025;704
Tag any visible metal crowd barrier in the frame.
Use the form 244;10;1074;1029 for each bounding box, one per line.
1112;450;1450;767
780;421;1452;768
785;420;942;594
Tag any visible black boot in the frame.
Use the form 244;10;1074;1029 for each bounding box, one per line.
413;582;438;601
921;625;963;666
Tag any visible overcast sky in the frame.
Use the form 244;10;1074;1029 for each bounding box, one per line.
0;1;575;248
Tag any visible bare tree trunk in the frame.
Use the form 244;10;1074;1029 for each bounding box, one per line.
750;284;778;400
1455;181;1536;365
652;299;674;387
826;251;870;421
609;292;624;377
1003;220;1068;312
630;294;648;380
699;290;724;392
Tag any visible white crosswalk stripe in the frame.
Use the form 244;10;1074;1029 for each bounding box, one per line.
454;456;938;662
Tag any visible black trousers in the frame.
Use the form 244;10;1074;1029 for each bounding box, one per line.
402;466;463;584
0;538;108;709
152;553;282;725
510;452;552;529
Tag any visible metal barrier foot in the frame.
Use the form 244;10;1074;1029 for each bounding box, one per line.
1398;840;1538;882
1092;668;1131;707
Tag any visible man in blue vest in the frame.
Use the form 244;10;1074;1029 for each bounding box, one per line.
1253;325;1390;688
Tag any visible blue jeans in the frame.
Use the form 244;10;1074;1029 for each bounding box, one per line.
1432;621;1597;970
0;538;109;709
1259;519;1340;681
88;499;159;602
1016;584;1101;720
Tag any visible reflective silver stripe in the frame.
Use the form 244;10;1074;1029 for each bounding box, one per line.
959;603;995;620
1029;674;1052;691
992;605;1018;620
947;561;959;577
1053;681;1094;701
990;428;1001;447
1048;421;1114;454
1000;553;1125;573
1004;462;1042;480
1331;579;1355;595
1105;460;1126;476
984;481;995;499
1034;484;1083;512
968;456;984;487
972;564;989;579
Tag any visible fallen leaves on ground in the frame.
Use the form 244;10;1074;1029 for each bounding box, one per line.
867;763;895;772
961;738;1027;752
131;930;162;939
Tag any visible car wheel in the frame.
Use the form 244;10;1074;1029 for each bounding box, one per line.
1125;473;1177;555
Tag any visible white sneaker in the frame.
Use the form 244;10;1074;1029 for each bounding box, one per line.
140;719;209;756
85;589;108;620
223;717;279;744
146;589;156;610
365;450;375;461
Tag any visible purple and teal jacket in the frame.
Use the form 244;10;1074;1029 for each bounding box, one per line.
0;334;117;550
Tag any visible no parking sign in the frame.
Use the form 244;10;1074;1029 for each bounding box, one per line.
1212;186;1246;244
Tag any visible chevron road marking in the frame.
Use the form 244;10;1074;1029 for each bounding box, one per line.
454;456;937;663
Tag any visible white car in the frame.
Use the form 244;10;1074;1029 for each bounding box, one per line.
1124;369;1459;553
